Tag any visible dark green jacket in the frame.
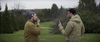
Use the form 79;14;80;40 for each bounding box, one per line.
24;20;41;42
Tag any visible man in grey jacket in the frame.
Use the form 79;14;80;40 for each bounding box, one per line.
58;8;85;42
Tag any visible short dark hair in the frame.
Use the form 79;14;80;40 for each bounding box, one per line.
68;8;76;15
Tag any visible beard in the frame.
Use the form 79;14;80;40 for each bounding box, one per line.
32;19;37;24
68;15;71;19
68;16;71;19
33;19;37;22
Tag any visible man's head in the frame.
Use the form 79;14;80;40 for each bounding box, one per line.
67;8;76;19
26;12;38;22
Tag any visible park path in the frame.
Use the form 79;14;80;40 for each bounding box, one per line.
41;27;52;29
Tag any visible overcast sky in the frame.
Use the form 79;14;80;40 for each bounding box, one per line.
0;0;100;11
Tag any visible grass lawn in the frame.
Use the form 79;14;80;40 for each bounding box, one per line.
81;33;100;42
0;21;100;42
0;29;100;42
39;29;65;42
0;30;24;42
40;21;55;27
0;28;65;42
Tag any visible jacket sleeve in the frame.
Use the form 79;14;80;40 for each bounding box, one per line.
59;22;72;36
81;25;85;36
29;24;41;35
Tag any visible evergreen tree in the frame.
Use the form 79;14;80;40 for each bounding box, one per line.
3;4;14;33
97;2;100;14
78;0;97;13
19;14;26;30
59;6;64;15
14;18;19;31
41;9;51;21
0;11;3;34
77;0;100;33
51;3;59;20
0;3;1;10
10;10;19;31
0;3;2;34
78;10;100;33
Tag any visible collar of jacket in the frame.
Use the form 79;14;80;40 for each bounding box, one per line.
28;19;35;24
28;19;33;23
70;14;81;23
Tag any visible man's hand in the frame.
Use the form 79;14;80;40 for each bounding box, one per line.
58;21;62;28
37;18;40;25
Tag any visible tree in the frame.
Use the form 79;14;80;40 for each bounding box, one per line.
78;10;100;33
10;10;19;31
77;0;100;33
78;0;97;13
0;3;2;34
19;14;26;30
97;2;100;14
11;2;25;10
0;3;1;10
3;4;14;33
11;2;26;30
50;6;68;34
51;3;59;20
59;6;63;14
0;10;3;34
42;9;51;21
77;0;85;12
35;9;51;22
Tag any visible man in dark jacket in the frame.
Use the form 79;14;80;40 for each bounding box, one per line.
24;12;41;42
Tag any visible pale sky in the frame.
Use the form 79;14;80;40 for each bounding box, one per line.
0;0;100;11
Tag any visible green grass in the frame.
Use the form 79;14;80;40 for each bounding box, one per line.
39;28;65;42
0;21;100;42
0;28;65;42
0;30;24;42
81;34;100;42
40;21;55;27
0;29;100;42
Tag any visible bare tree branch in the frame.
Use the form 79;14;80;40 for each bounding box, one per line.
11;2;25;10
